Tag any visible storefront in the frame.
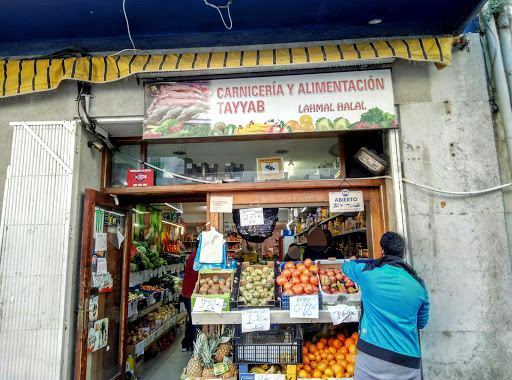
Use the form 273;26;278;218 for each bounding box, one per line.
1;28;511;380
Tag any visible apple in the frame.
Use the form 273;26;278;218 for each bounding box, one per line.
321;276;332;286
339;288;348;293
330;287;338;293
319;269;327;276
335;273;344;281
345;281;355;288
322;285;330;292
342;276;350;283
329;275;336;283
334;269;342;274
327;270;335;277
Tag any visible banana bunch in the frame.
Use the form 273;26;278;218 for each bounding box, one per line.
234;122;272;135
249;365;283;374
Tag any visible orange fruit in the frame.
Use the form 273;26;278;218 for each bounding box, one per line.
308;353;316;361
316;342;325;351
339;347;348;355
321;351;328;360
310;361;318;370
315;355;322;363
304;365;312;373
303;356;310;365
324;368;334;377
331;364;343;377
332;339;342;349
320;338;328;345
344;338;355;349
317;361;328;373
309;345;318;354
321;375;329;379
346;353;357;364
347;363;355;375
344;373;350;378
337;334;346;342
349;345;358;354
328;347;337;355
312;370;322;379
305;342;312;348
299;370;309;378
335;354;345;362
298;365;304;370
327;338;335;347
351;332;359;340
338;359;348;368
329;360;337;367
303;347;309;355
326;354;334;361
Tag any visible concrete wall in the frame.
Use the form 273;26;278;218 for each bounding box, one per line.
393;34;512;379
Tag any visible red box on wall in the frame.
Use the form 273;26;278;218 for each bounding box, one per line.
127;169;154;187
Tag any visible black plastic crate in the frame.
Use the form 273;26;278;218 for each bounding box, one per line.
232;324;303;364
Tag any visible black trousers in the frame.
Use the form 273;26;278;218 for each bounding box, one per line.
181;297;199;349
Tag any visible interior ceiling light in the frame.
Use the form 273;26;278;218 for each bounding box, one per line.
275;149;289;154
368;19;382;24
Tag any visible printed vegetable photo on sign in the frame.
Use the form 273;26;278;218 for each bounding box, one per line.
143;70;396;139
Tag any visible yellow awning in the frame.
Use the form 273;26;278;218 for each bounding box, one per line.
0;38;451;98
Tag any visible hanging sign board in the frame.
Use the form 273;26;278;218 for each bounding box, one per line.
239;208;264;227
143;70;396;139
289;295;319;319
127;169;154;187
210;196;233;213
242;308;271;333
329;190;364;213
257;157;284;180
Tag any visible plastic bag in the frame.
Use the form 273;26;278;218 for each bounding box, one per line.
233;208;279;243
193;233;228;271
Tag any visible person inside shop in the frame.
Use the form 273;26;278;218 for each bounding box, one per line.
181;249;200;352
283;243;301;261
322;229;343;259
341;232;430;380
303;227;328;261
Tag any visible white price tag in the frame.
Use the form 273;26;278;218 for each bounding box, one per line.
135;341;144;357
289;295;319;319
242;308;270;333
210;196;233;213
328;304;359;325
96;257;107;275
95;233;107;252
141;327;150;333
239;208;264;227
254;374;284;380
193;297;224;313
155;319;162;325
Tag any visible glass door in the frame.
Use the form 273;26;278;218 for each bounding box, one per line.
75;190;132;380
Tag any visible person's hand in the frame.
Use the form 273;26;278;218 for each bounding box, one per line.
349;255;357;260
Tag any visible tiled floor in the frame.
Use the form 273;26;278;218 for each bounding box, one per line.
139;333;191;380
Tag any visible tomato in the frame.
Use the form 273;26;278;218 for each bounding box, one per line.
292;284;304;295
284;282;294;291
285;262;295;270
300;274;310;284
304;284;314;294
283;289;294;296
291;277;301;285
282;269;292;279
302;269;311;277
276;276;287;286
292;270;302;278
304;258;313;268
296;263;306;272
309;265;319;274
309;276;319;286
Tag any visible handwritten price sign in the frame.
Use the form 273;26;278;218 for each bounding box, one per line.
289;295;319;319
193;297;224;313
242;308;270;333
239;208;264;227
328;304;359;325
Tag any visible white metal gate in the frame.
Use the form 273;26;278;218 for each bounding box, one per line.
0;121;76;379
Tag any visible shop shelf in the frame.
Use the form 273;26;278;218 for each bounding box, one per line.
232;324;303;364
332;228;367;237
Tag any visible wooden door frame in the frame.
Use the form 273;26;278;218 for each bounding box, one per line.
75;189;132;380
206;185;385;257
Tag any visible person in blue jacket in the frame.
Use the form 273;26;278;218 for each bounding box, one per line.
341;232;429;380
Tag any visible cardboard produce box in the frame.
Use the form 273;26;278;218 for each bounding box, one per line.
191;269;234;311
316;258;361;306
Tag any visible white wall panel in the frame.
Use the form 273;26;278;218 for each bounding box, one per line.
0;121;76;379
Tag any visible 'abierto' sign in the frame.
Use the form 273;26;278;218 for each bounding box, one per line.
329;190;364;213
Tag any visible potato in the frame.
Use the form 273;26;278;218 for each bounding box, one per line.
207;288;213;294
213;276;219;284
208;279;214;286
219;278;226;285
199;288;208;295
200;279;207;286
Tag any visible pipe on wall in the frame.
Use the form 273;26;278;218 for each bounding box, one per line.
497;10;512;99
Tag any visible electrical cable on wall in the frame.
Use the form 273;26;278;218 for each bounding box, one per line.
110;0;149;56
203;0;233;30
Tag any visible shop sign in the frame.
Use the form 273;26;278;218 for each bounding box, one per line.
127;169;154;187
143;70;396;139
329;190;364;213
256;157;284;180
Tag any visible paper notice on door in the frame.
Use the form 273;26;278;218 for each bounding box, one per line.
115;230;125;249
97;257;107;275
95;233;107;252
210;196;233;213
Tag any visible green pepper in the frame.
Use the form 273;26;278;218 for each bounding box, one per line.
225;124;236;135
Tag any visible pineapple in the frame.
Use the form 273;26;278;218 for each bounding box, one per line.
215;342;232;363
186;333;206;378
201;335;221;378
227;360;237;376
